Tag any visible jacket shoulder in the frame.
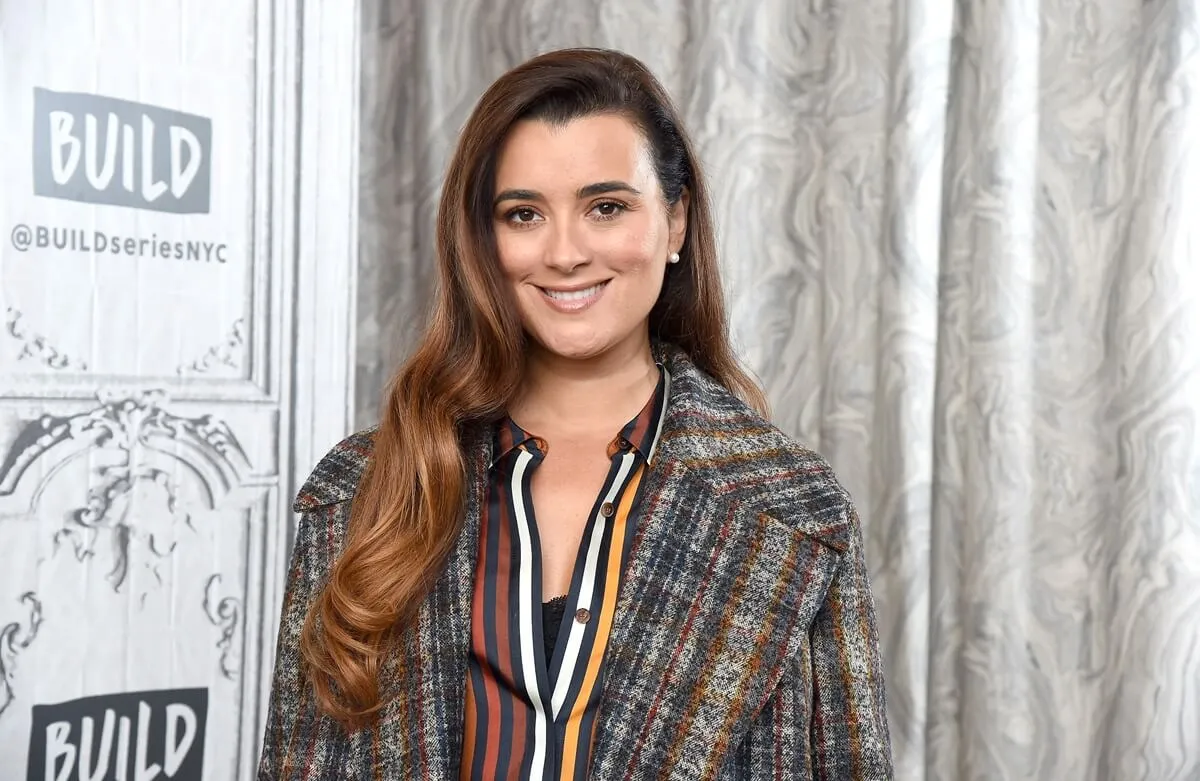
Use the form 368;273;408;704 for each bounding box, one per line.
672;377;855;552
292;427;377;513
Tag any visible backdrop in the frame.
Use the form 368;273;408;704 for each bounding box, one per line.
356;1;1200;780
0;2;358;777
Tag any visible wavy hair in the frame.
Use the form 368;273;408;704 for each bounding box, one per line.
300;47;767;727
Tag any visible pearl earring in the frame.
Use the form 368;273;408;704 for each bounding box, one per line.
668;252;680;264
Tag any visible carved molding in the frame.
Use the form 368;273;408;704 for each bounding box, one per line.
177;318;247;376
0;592;43;719
54;458;194;593
3;307;89;371
203;574;243;680
0;390;254;594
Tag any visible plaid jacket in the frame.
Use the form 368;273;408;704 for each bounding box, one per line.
258;344;894;780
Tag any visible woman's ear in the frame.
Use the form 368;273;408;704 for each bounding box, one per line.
668;186;689;254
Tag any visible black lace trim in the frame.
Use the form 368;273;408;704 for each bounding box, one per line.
542;595;568;661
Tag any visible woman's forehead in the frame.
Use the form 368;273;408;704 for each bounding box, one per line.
493;115;656;195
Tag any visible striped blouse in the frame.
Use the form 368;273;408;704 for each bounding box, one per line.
460;367;670;781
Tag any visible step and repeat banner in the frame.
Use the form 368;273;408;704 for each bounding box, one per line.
0;3;359;779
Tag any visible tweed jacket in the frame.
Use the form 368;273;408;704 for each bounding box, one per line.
258;344;894;780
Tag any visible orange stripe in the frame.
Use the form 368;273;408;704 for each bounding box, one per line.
559;463;645;779
461;676;478;779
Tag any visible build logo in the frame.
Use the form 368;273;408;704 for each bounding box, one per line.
27;687;208;781
33;88;212;214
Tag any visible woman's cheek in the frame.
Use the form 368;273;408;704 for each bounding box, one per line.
607;236;659;273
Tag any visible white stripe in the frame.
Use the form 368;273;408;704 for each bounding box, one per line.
511;448;549;779
550;451;637;717
646;366;671;464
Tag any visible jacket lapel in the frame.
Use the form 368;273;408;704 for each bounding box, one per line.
588;350;843;779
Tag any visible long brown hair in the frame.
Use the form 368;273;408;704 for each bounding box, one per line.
301;47;767;727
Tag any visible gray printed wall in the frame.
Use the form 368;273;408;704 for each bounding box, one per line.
0;2;359;779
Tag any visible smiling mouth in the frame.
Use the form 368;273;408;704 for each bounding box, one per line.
536;280;610;312
539;281;608;301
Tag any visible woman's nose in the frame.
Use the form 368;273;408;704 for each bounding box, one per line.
544;221;590;274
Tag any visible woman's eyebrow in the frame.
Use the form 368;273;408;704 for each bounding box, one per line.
493;180;642;208
577;181;641;198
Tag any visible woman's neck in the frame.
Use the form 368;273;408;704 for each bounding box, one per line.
509;338;659;437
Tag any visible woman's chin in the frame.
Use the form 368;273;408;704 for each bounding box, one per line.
525;318;654;364
528;329;614;362
536;339;607;362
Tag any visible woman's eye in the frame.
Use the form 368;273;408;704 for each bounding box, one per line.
508;207;540;224
592;201;625;219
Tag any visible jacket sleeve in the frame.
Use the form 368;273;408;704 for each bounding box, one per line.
805;501;893;778
722;501;894;780
257;502;350;781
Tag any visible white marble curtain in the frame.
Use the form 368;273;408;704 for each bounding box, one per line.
356;1;1200;778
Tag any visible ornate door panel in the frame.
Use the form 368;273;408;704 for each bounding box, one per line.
0;2;359;778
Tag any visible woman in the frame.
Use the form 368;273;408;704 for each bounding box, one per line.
259;48;893;780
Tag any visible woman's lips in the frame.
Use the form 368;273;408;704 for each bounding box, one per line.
537;280;609;312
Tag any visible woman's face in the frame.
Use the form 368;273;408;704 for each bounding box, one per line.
491;113;687;363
